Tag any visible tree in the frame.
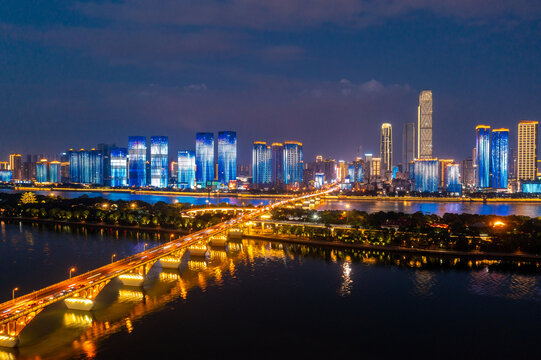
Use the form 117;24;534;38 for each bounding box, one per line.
21;192;37;204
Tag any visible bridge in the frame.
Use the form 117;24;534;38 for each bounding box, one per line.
0;185;338;348
181;206;258;216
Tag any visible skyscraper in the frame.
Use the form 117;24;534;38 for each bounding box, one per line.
110;148;128;187
380;123;393;172
417;90;433;158
446;164;461;194
178;150;196;189
150;136;168;188
475;125;491;188
491;128;509;189
414;158;438;192
68;149;80;183
252;141;272;185
283;141;303;185
98;143;115;186
9;154;22;180
89;149;103;184
217;131;237;185
195;133;214;186
36;159;48;183
402;122;415;169
271;143;284;185
49;161;60;183
128;136;147;187
517;120;538;182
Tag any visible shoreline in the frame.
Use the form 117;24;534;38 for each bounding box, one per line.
245;233;541;262
7;187;541;203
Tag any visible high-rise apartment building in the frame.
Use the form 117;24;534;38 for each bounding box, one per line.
417;90;433;158
150;136;168;188
380;123;393;172
217;131;237;185
271;143;284;185
446;164;461;194
98;144;115;186
475;125;491;188
460;157;475;188
195;133;214;186
110;148;128;187
36;159;48;183
67;149;103;184
402;122;415;169
283;141;303;185
128;136;147;187
9;154;22;180
252;141;272;185
178;150;196;189
517;120;538;182
491;128;509;189
438;159;454;188
49;161;60;183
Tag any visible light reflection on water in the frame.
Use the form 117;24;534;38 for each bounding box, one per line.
2;225;541;359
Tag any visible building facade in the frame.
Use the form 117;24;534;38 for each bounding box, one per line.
402;122;415;170
217;131;237;185
491;128;509;189
110;148;128;187
417;90;433;158
283;141;303;186
380;123;393;172
178;150;196;189
517;120;538;182
9;154;22;180
128;136;147;187
271;143;284;185
150;136;168;188
414;158;438;192
195;133;214;186
476;125;491;188
252;142;272;185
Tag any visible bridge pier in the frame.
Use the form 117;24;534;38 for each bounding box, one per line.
209;234;228;247
159;249;186;269
64;280;111;311
118;261;156;287
0;309;43;348
188;244;208;257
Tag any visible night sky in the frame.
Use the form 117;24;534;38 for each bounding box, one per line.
1;1;540;164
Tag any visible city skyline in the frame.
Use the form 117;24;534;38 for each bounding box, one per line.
1;2;540;162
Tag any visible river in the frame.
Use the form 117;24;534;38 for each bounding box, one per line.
1;222;541;359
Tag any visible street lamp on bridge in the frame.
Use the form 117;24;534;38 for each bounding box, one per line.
69;267;76;279
12;287;18;302
111;254;117;263
144;243;149;251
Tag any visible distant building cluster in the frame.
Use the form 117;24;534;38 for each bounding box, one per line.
1;89;540;194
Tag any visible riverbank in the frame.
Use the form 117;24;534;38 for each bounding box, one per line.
0;216;191;235
245;233;541;262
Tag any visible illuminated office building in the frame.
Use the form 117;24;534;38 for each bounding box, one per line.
446;164;461;194
283;141;303;185
150;136;168;188
402;122;415;169
414;158;438;192
128;136;147;187
89;149;103;184
348;164;355;182
67;149;102;184
476;125;491;188
491;128;509;189
9;154;22;180
36;159;48;183
68;150;80;183
195;133;214;186
217;131;237;185
371;157;381;178
314;173;324;188
272;143;284;185
252;142;272;185
178;150;196;189
517;120;538;182
49;161;60;183
110;148;128;187
417;90;433;158
380;123;393;172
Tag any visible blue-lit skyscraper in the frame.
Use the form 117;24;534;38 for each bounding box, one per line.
150;136;168;188
283;141;303;186
476;125;491;188
414;159;439;192
128;136;147;187
271;143;284;185
110;148;128;187
68;150;79;183
36;160;48;183
68;149;103;184
89;149;103;184
491;128;509;189
217;131;237;185
195;133;214;186
252;141;272;185
178;150;196;189
49;161;60;183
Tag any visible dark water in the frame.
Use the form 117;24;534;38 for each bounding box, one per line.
2;223;541;359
